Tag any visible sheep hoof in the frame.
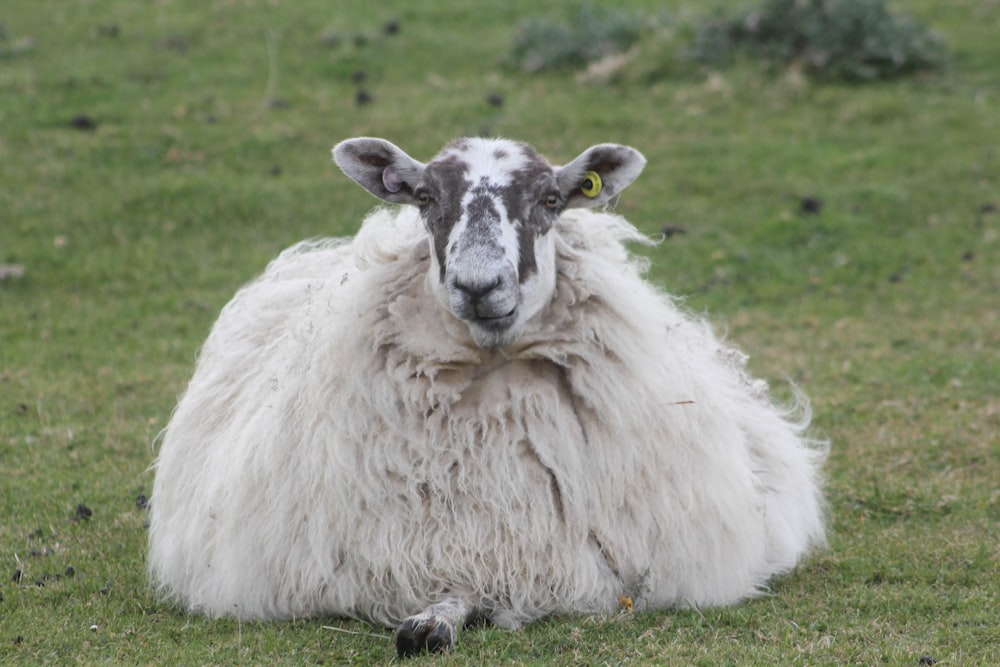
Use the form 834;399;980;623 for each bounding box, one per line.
395;615;456;658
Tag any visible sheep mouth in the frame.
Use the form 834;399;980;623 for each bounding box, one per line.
471;307;517;329
466;308;522;349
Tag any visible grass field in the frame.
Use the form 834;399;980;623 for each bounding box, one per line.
1;0;998;664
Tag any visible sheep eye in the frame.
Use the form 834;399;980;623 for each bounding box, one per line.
543;194;560;209
416;191;432;207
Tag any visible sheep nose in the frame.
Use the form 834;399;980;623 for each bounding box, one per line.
453;276;502;302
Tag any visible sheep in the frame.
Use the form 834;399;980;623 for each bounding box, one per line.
148;136;826;657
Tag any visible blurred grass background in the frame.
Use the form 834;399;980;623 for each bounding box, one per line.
1;1;997;664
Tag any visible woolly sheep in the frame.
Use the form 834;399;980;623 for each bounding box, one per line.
148;136;825;657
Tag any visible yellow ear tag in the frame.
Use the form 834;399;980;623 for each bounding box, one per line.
581;171;603;198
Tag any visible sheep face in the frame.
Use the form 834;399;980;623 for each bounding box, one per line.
333;137;646;348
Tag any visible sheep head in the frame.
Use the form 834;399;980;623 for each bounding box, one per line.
333;137;646;349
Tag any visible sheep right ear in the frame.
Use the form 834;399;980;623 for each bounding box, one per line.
333;138;426;205
556;144;646;209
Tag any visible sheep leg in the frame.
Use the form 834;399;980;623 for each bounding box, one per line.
395;595;470;658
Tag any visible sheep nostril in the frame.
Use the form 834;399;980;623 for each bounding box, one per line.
453;276;502;301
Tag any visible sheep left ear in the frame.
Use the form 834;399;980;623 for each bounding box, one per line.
333;137;426;205
556;144;646;209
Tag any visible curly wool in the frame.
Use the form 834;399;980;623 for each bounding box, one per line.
148;206;825;627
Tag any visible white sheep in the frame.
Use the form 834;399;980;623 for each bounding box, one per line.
148;136;825;657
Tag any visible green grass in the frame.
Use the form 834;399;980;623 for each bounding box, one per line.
1;0;998;664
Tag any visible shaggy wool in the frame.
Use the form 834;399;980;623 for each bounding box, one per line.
148;206;825;627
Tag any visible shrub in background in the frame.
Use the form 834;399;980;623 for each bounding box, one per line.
692;0;948;81
509;4;643;73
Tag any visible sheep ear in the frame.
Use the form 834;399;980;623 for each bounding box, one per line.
556;144;646;209
333;138;426;205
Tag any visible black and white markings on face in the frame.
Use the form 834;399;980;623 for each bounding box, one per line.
333;134;647;347
416;138;562;348
419;139;559;285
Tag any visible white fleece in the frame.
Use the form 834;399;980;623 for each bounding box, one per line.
148;206;825;627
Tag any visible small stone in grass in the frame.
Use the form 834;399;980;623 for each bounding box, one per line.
70;115;97;132
919;657;937;666
13;636;23;645
0;265;26;282
65;565;76;577
136;494;149;510
11;569;21;583
356;90;373;106
800;196;824;215
75;503;93;521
